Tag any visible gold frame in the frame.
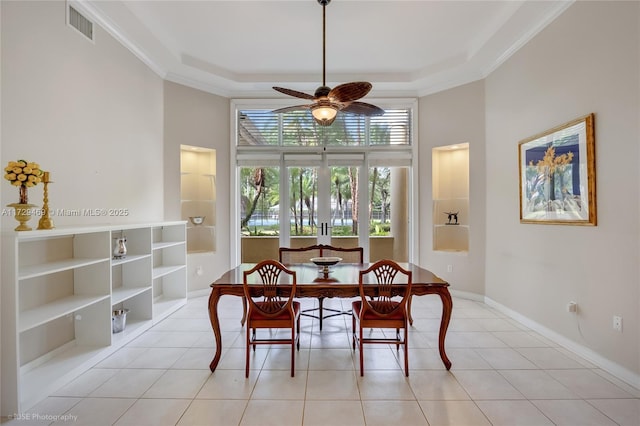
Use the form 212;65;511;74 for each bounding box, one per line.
518;113;596;225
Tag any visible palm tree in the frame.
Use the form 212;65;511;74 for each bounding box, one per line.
240;168;265;229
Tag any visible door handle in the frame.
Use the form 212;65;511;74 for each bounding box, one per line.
320;222;332;236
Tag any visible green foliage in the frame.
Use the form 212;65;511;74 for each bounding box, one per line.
241;224;280;236
331;225;352;236
370;221;391;236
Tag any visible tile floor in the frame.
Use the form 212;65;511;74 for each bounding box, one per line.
3;294;639;425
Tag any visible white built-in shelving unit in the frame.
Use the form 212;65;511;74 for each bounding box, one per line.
1;221;187;416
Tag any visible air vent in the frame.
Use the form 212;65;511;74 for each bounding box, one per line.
68;5;93;41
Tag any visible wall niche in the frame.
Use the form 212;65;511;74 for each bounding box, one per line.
432;143;469;252
180;145;216;253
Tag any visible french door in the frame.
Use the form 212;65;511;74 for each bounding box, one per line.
238;152;412;263
283;152;365;247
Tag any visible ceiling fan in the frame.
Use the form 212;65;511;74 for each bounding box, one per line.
273;0;384;126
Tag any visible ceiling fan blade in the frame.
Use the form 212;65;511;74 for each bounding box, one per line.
273;87;316;100
272;104;312;114
341;101;385;116
329;82;372;103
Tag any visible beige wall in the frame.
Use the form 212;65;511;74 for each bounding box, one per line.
1;1;164;226
163;81;230;292
418;81;487;297
2;0;638;390
0;0;3;409
485;1;639;378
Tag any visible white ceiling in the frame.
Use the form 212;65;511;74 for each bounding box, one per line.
80;0;572;99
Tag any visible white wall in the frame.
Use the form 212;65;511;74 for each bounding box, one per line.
1;1;164;227
419;81;487;297
485;1;639;377
0;0;3;409
163;81;231;292
2;0;638;390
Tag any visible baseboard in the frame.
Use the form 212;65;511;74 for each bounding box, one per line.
450;289;485;302
484;296;640;391
188;288;210;299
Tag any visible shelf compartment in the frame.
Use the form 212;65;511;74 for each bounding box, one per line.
152;224;186;247
19;294;110;333
152;266;186;321
111;253;151;267
111;286;150;305
110;317;151;347
111;290;152;345
19;257;109;280
153;242;186;278
20;344;109;411
20;299;111;369
152;264;185;280
111;255;152;305
18;232;111;273
152;241;185;251
19;260;111;321
110;227;152;261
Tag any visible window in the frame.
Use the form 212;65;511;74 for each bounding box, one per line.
238;109;411;147
233;100;417;263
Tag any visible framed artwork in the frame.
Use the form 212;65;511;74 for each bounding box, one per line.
518;113;596;225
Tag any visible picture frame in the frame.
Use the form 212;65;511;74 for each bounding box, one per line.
518;113;596;225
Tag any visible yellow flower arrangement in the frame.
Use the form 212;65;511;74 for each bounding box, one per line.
4;160;43;204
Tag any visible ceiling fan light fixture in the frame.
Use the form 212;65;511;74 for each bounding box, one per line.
311;104;338;125
272;0;383;125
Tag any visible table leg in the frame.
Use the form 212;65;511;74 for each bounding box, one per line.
208;287;223;372
408;294;414;326
241;296;247;326
437;288;453;370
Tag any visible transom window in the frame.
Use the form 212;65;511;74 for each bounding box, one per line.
238;109;411;147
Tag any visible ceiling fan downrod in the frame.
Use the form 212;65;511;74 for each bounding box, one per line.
271;0;383;126
318;0;330;94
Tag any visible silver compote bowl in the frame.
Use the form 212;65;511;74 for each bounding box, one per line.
310;256;342;277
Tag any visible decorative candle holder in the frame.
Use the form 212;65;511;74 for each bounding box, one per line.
37;172;55;230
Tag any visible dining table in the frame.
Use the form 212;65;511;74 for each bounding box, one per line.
207;262;453;372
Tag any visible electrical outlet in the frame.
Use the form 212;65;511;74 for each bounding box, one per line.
613;315;622;332
566;301;577;313
447;265;453;272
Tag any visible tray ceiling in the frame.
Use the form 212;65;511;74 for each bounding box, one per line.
79;0;572;98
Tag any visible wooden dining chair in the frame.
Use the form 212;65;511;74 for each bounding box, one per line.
243;260;300;377
280;244;363;330
320;245;363;264
278;245;322;264
352;259;412;376
314;245;364;329
279;245;327;328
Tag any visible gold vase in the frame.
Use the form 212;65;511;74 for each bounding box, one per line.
8;203;36;231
